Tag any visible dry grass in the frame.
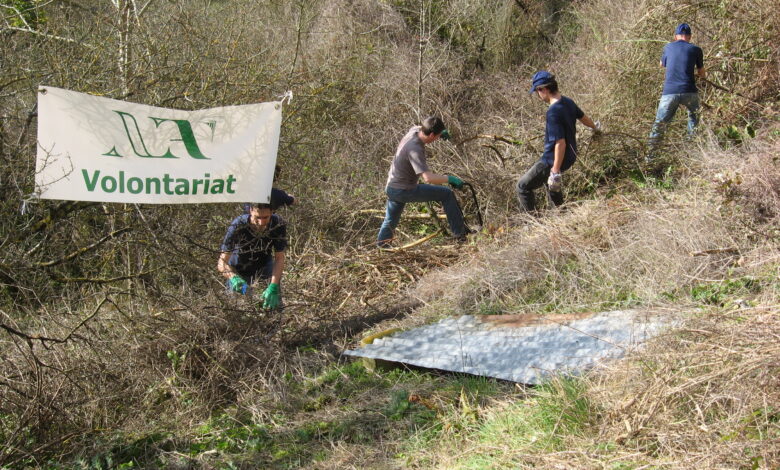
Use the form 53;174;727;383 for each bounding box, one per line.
701;126;780;225
428;310;780;469
392;136;780;470
574;306;780;468
2;0;779;466
414;186;753;316
0;240;470;467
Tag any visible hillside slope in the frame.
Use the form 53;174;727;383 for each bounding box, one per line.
1;0;779;468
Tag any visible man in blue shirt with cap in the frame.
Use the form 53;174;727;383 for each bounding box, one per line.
648;23;706;160
516;71;600;212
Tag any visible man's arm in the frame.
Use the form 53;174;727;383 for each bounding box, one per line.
218;220;239;280
260;250;285;309
552;138;566;173
697;66;706;79
270;251;285;285
218;252;236;280
420;171;449;185
579;115;600;131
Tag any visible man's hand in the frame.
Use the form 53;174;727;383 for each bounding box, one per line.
447;175;464;189
262;283;281;310
591;121;603;143
229;275;248;294
547;172;563;192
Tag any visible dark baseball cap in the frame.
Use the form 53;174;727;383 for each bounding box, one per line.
675;23;691;35
529;70;554;94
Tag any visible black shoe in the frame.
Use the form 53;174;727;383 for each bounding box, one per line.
376;240;392;249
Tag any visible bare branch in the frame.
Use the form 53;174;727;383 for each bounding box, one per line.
0;297;108;345
34;228;132;268
2;26;95;48
51;269;157;284
0;321;64;344
456;133;525;147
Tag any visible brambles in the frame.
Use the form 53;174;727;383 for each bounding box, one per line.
1;0;779;467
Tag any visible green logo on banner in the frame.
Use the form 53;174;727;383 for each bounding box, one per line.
103;110;213;159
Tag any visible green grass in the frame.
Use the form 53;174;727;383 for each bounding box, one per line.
689;276;760;306
45;363;513;470
628;167;676;190
475;378;592;449
400;376;595;469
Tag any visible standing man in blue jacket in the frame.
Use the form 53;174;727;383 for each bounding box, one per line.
516;71;600;212
648;23;706;161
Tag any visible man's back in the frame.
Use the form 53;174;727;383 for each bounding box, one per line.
662;40;704;95
542;96;584;172
386;126;428;190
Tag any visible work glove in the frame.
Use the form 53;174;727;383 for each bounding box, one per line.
229;275;248;294
262;283;281;310
440;129;451;141
547;171;563;192
591;121;604;143
447;175;464;189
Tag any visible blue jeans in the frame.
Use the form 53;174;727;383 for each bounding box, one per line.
516;160;563;212
648;93;700;151
377;185;466;245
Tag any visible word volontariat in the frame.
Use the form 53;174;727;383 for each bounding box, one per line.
81;169;237;195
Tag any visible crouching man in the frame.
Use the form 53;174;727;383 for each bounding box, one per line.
218;203;286;310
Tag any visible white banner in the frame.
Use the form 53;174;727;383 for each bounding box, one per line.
35;86;282;204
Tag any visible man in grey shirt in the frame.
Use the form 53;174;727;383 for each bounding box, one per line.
376;116;467;247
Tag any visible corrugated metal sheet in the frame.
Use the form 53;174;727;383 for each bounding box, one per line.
342;310;673;384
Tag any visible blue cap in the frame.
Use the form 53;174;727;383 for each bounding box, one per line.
529;70;554;94
675;23;691;35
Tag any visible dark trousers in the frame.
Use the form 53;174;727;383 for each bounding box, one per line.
225;258;275;295
516;160;563;212
232;257;274;284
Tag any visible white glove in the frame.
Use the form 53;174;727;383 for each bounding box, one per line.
593;120;602;133
547;171;563;192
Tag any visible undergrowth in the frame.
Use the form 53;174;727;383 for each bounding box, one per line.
39;362;517;469
3;0;780;467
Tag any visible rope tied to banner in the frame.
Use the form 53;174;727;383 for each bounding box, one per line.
279;90;293;106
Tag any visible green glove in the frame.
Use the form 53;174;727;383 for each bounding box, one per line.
440;129;451;141
447;175;464;189
229;275;248;294
262;283;281;310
